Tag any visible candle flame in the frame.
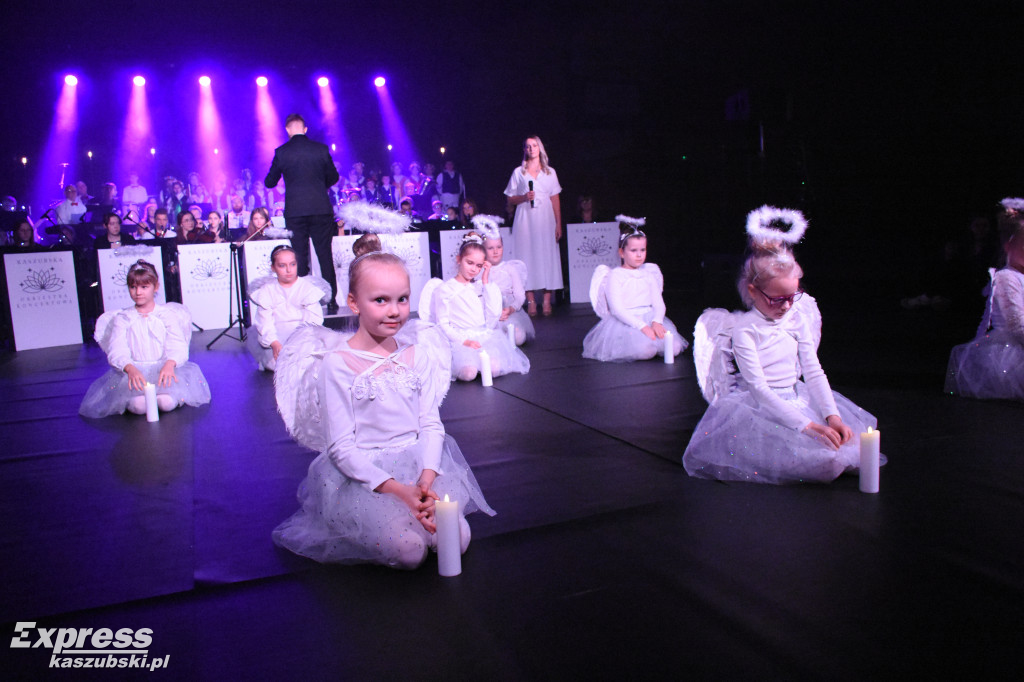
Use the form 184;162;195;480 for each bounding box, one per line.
867;427;873;433
444;494;450;502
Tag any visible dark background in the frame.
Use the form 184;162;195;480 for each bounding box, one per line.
3;2;1023;323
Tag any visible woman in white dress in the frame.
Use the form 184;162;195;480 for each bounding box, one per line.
504;136;562;317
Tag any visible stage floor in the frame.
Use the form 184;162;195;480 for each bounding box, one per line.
0;302;1021;680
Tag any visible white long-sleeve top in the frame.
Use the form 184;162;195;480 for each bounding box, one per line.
731;306;839;431
607;264;666;330
319;344;444;493
489;260;527;310
434;277;501;345
106;305;189;371
249;277;324;347
991;268;1024;346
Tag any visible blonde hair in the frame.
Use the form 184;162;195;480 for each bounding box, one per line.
521;136;551;175
348;252;407;295
352;233;382;258
737;242;803;308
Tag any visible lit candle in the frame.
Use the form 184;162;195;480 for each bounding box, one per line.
479;349;493;387
859;426;880;493
144;382;159;422
507;323;516;346
435;494;461;577
663;330;675;364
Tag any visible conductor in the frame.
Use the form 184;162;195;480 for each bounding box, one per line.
265;114;341;313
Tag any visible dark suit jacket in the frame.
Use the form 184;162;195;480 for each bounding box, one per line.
264;134;339;218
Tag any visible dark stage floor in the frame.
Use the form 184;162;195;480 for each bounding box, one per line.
1;300;1021;680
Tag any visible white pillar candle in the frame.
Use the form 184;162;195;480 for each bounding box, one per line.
507;323;516;346
663;330;675;364
435;494;461;577
479;349;493;387
859;426;880;493
144;382;160;422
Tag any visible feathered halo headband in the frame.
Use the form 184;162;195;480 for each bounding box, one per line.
1000;197;1024;212
111;244;154;257
745;205;808;245
616;214;646;246
470;214;504;241
338;202;411;235
460;232;484;246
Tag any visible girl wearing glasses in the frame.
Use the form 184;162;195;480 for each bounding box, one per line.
683;207;878;484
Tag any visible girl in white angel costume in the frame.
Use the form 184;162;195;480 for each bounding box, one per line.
246;244;330;371
80;259;210;417
582;216;688;362
419;232;530;382
946;204;1024;400
683;207;880;484
474;214;535;346
272;252;495;569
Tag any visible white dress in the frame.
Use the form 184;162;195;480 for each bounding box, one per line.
582;263;688;362
683;302;877;484
429;277;530;379
247;276;326;371
79;304;211;417
489;259;535;344
271;330;496;568
504;166;563;291
945;267;1024;400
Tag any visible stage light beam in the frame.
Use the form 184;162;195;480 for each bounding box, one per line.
133;75;146;87
65;75;78;86
256;76;268;87
199;75;211;87
317;77;329;87
374;76;386;88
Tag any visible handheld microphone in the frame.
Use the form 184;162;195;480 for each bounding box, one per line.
528;180;534;208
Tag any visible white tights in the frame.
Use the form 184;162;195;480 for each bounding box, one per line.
126;394;177;415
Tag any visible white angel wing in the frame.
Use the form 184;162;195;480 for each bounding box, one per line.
418;278;444;324
93;310;120;355
589;265;611;318
641;262;664;292
274;324;352;452
791;293;822;351
403;320;453;407
247;275;278;297
163;302;194;346
506;259;528;287
305;275;333;304
693;308;740;404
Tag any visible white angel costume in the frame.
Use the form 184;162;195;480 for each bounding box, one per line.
419;277;530;381
945;267;1024;400
489;259;535;345
79;303;211;418
582;263;688;362
683;295;879;484
246;275;330;371
271;326;495;569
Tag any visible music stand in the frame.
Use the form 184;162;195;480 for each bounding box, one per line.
206;242;246;348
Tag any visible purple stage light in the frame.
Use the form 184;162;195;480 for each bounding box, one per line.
150;148;156;155
255;82;283;169
374;76;386;88
256;76;268;87
317;77;329;87
199;75;211;87
65;75;78;86
133;75;146;87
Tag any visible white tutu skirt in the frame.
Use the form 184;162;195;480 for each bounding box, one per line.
450;328;530;379
945;331;1024;400
246;332;277;371
497;309;536;345
582;311;688;362
79;360;211;418
272;435;496;568
683;383;880;485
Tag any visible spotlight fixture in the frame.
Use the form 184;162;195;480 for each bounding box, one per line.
213;148;220;155
21;157;28;166
64;75;78;86
440;147;446;155
374;76;386;88
150;148;156;156
256;76;268;87
317;77;329;87
133;76;146;87
387;144;393;151
199;75;211;87
87;151;93;159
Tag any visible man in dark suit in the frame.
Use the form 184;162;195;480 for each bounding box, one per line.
265;114;341;313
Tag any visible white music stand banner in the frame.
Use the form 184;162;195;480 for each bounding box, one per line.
329;233;431;314
566;222;621;303
177;243;232;330
439;227;514;280
96;245;167;312
242;239;291;285
4;251;83;350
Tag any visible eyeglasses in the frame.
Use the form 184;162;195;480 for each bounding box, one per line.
755;286;804;307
